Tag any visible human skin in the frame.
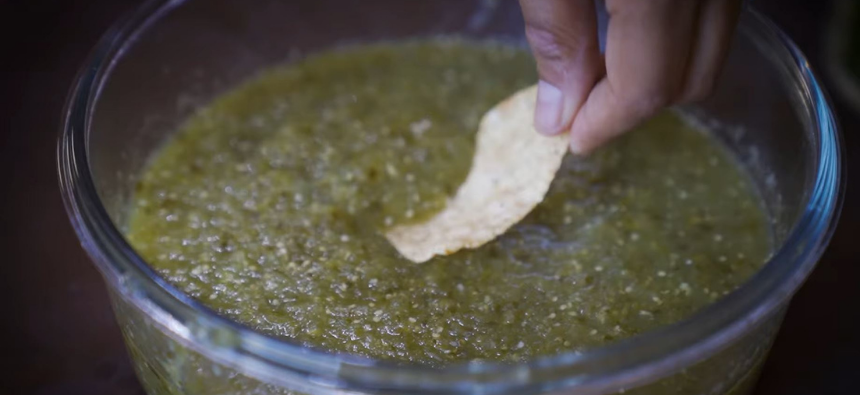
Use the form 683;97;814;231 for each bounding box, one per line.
519;0;742;154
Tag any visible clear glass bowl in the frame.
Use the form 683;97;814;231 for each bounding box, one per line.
58;1;844;394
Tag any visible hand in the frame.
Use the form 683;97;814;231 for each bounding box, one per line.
519;0;741;154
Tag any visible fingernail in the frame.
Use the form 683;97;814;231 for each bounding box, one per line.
534;80;565;135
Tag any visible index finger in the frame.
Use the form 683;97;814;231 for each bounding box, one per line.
569;0;699;154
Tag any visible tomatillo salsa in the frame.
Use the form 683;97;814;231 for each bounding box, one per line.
126;41;770;364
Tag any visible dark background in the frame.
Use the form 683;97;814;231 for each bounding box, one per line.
1;0;857;394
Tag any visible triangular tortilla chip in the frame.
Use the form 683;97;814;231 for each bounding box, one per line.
385;84;569;262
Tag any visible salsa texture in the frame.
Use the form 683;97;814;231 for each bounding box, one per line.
126;41;770;364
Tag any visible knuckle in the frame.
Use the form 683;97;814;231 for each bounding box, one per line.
615;86;674;118
525;24;579;63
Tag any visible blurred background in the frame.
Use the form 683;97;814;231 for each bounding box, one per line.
1;0;857;394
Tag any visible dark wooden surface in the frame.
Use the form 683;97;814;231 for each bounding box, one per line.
0;1;856;394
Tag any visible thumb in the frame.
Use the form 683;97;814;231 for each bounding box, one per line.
519;0;603;136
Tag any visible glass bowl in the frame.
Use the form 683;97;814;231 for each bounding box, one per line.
58;0;844;394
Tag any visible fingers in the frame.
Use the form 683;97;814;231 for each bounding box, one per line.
519;0;740;153
569;0;700;154
680;0;743;103
519;0;603;136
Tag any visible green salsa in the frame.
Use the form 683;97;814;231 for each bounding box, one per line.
126;40;770;365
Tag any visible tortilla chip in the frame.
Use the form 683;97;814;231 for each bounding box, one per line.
385;84;569;262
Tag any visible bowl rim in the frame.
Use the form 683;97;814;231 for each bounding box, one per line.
58;1;845;393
